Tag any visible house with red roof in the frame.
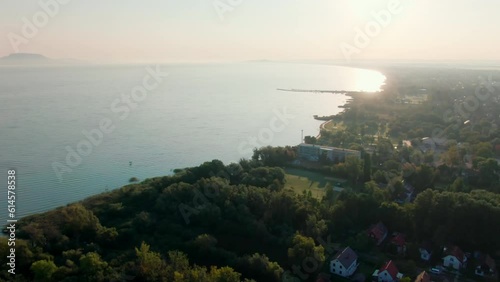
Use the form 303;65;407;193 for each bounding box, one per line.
389;233;406;255
414;271;431;282
372;260;403;282
330;247;359;277
368;222;388;246
442;246;467;270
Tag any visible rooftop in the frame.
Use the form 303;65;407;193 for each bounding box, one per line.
333;247;358;268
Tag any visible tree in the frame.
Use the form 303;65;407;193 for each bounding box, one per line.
304;136;317;144
383;159;400;171
22;222;46;247
376;137;394;159
252;146;296;167
364;181;389;203
167;250;190;275
473;142;493;158
449;177;467;192
287;233;325;266
477;158;500;189
442;145;461;167
225;163;244;184
60;203;102;242
237;253;283;282
412;165;436;193
345;156;362;185
31;260;57;282
363;153;372;182
193;234;218;250
388;177;404;200
208;266;241;282
135;242;167;281
241;167;286;191
346;232;374;252
79;252;109;281
97;226;118;244
378;202;409;232
304;214;327;239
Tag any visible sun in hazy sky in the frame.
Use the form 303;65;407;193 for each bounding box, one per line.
1;0;499;63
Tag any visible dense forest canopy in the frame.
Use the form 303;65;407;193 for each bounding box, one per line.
2;157;499;281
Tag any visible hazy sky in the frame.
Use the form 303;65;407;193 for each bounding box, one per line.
1;0;499;63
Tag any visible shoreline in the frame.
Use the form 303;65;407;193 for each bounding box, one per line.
2;64;386;225
309;68;388;141
316;120;332;139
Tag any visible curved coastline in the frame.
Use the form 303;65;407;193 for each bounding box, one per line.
0;63;386;225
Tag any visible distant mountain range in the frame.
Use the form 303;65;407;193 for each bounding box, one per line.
0;53;81;66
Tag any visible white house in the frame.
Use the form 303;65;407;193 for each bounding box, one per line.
330;247;358;277
442;246;467;270
372;260;403;282
419;243;432;261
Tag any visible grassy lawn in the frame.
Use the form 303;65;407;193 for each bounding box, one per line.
356;260;377;280
324;120;345;132
284;168;346;200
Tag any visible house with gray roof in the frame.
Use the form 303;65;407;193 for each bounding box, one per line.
330;247;359;277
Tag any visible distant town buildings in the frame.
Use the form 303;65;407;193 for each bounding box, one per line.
298;143;361;162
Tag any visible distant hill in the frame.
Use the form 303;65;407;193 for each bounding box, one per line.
246;59;273;63
0;53;79;66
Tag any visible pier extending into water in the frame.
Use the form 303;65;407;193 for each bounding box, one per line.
277;88;375;95
276;88;375;95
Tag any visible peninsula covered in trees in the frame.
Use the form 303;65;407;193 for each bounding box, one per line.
1;66;499;281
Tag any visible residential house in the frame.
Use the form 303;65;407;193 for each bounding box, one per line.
330;247;359;277
368;222;388;246
389;233;406;255
419;242;433;262
372;260;403;282
475;254;497;278
402;140;412;148
442;246;467;270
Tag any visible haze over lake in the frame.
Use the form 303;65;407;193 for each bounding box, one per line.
0;62;385;222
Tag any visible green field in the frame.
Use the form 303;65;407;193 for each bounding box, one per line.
323;120;345;132
284;168;346;200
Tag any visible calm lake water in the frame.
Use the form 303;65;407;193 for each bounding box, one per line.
0;62;385;222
